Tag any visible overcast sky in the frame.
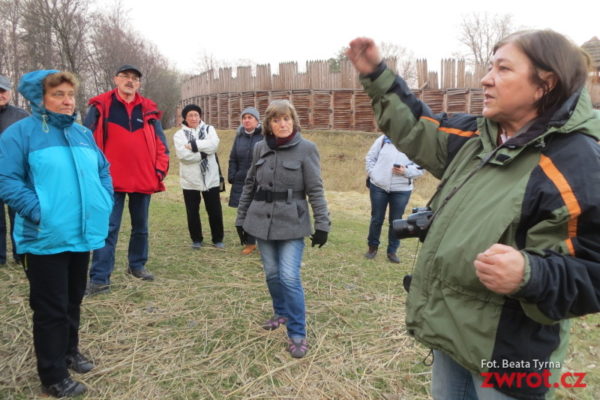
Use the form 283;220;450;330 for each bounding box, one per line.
109;0;599;74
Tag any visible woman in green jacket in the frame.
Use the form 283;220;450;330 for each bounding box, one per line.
348;30;600;400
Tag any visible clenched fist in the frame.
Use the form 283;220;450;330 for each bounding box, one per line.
474;243;525;295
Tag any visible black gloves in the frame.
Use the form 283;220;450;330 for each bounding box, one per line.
310;230;328;248
236;226;248;245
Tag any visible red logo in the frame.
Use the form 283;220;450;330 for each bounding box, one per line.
481;370;587;389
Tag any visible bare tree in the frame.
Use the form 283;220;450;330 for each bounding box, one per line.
194;51;226;74
17;0;93;114
0;0;182;126
458;12;515;66
87;3;182;126
0;0;26;105
379;42;417;87
88;5;146;93
20;0;60;70
328;46;348;73
141;60;182;127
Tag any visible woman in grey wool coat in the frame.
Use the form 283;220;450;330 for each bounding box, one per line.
235;100;330;358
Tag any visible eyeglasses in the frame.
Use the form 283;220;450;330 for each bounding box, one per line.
117;73;140;82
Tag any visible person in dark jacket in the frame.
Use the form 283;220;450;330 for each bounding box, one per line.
0;70;113;398
348;31;600;400
236;100;330;358
228;107;263;255
0;74;28;266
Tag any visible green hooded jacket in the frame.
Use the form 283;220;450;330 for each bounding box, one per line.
361;65;600;400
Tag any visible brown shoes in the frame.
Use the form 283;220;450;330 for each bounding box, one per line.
364;246;378;259
241;244;256;255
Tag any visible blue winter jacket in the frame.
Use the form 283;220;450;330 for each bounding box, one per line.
0;70;113;255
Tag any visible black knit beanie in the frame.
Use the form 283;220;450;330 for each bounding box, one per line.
182;104;202;121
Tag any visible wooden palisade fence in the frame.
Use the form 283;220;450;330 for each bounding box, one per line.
178;58;487;131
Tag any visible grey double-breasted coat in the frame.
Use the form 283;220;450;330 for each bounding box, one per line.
235;132;330;241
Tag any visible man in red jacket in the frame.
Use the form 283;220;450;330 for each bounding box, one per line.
85;65;169;296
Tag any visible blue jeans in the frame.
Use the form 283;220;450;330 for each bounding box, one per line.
432;350;517;400
257;238;306;339
0;201;18;263
89;192;151;285
367;185;411;254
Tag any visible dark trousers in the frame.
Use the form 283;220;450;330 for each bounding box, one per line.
90;192;151;285
0;201;18;263
245;233;256;245
24;252;89;386
230;204;255;245
183;188;224;244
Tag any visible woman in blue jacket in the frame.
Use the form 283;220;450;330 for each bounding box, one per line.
0;70;113;398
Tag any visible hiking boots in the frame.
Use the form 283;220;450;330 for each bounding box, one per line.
387;253;400;264
42;377;87;398
127;267;154;281
84;281;110;297
262;315;288;331
66;352;94;374
364;246;378;259
287;338;309;358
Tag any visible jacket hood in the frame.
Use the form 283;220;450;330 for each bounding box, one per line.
18;69;77;128
519;88;600;143
552;88;600;141
18;70;59;116
236;124;263;136
479;88;600;154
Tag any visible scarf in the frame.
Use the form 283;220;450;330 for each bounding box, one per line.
266;130;297;149
184;126;209;178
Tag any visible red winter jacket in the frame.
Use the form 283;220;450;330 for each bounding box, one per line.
86;89;169;193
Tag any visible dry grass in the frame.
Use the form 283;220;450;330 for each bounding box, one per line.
0;128;597;399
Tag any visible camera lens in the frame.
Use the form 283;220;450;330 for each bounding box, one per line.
392;219;415;239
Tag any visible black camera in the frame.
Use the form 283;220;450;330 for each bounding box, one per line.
392;207;433;241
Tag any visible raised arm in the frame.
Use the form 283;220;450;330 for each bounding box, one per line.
346;37;383;75
348;37;480;179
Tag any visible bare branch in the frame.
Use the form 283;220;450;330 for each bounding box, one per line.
458;12;515;66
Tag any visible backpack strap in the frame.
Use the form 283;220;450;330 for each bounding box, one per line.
203;124;225;191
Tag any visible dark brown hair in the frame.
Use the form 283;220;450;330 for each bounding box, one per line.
42;71;79;94
493;30;591;115
263;100;300;136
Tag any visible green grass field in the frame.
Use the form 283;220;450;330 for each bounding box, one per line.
0;128;597;399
